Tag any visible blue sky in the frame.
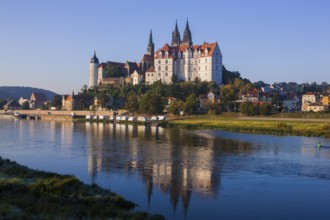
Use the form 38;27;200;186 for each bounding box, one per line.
0;0;329;94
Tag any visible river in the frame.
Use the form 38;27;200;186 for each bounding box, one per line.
1;116;330;220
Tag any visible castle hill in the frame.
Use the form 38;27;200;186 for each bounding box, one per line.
1;2;330;219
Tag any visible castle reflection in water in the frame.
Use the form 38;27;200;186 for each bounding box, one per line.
76;122;253;213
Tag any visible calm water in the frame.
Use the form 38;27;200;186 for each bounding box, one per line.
1;116;330;220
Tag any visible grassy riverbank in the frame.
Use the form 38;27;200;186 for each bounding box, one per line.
0;157;163;219
160;116;330;137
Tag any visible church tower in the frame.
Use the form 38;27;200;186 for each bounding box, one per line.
89;51;99;88
147;30;154;57
181;19;193;47
172;20;181;47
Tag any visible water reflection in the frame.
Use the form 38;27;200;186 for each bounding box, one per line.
1;117;330;220
82;123;254;213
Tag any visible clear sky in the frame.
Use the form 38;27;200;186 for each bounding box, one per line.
0;0;329;94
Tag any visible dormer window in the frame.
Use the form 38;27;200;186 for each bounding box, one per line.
165;51;169;58
158;52;162;58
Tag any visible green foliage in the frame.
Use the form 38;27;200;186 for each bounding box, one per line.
51;95;62;109
260;103;272;116
276;122;292;130
104;65;125;78
0;157;164;220
207;103;222;115
139;92;164;115
125;93;139;114
21;101;30;110
184;93;199;115
96;91;111;110
240;102;258;116
169;100;185;115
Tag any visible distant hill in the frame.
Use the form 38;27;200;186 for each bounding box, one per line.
0;86;58;100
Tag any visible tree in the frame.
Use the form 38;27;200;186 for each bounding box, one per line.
97;91;111;110
169;100;185;115
125;93;139;115
104;65;124;78
260;103;272;116
21;101;30;110
220;84;237;111
184;93;199;115
240;102;258;116
0;99;7;110
51;95;62;110
139;92;164;115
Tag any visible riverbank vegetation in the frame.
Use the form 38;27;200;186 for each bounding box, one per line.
160;116;330;137
0;157;164;219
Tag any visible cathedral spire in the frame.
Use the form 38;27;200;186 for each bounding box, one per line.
172;20;181;47
148;30;153;45
182;19;192;47
147;30;154;57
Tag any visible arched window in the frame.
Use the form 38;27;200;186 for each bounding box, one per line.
165;66;168;71
158;66;161;71
165;60;168;64
158;60;161;64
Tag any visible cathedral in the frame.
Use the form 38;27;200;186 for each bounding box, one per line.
89;20;222;88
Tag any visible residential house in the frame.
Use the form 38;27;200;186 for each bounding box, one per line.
3;100;21;111
306;103;329;112
131;70;144;85
301;92;321;112
199;92;220;109
30;92;47;109
241;89;259;103
322;95;329;107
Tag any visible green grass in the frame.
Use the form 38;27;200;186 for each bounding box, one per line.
160;117;330;137
0;157;164;219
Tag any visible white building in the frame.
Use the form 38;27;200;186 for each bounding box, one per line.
146;20;222;85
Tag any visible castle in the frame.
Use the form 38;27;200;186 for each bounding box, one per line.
89;20;223;88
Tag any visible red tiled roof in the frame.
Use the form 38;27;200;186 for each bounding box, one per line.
141;54;153;62
154;42;219;59
146;65;155;72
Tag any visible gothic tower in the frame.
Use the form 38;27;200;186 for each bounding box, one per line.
181;19;193;47
172;20;181;47
89;50;99;88
147;30;154;57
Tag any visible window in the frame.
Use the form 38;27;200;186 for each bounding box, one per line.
205;66;207;70
205;58;207;62
199;67;200;71
158;60;161;64
165;66;168;71
165;72;168;76
158;73;160;76
165;60;168;64
158;66;161;71
216;65;218;70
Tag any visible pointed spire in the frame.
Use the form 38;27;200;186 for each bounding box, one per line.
148;30;153;45
90;50;99;63
172;20;181;47
182;18;192;46
147;30;155;57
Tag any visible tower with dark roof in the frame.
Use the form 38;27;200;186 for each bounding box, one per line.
181;19;193;47
89;51;99;88
147;30;154;57
172;20;181;47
